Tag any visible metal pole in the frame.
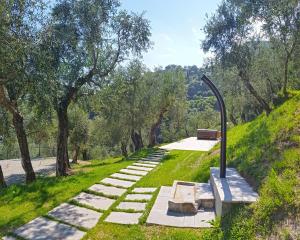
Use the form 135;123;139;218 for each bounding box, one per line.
201;75;227;178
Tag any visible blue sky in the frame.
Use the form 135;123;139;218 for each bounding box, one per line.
121;0;222;69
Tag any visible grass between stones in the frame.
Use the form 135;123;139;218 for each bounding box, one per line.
0;157;133;236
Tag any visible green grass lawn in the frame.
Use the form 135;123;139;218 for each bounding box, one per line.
83;150;208;240
0;157;133;236
1;92;299;239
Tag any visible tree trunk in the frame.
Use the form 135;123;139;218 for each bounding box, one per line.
283;57;289;97
148;111;165;147
56;104;70;176
121;142;128;158
239;71;271;115
0;165;7;188
82;149;89;161
131;130;143;151
72;145;80;164
229;113;238;126
12;112;36;183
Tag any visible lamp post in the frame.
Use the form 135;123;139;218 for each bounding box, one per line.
201;75;227;178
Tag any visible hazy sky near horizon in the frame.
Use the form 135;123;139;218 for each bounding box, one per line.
121;0;222;69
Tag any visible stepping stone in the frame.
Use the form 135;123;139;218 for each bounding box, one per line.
132;187;157;193
111;173;141;181
116;202;146;211
14;217;85;240
133;163;157;168
72;192;115;210
127;165;153;171
138;161;159;165
120;169;148;176
140;158;161;162
101;178;135;188
48;203;101;229
105;212;142;225
88;184;126;197
125;194;153;201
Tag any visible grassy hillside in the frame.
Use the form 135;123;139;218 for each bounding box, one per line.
201;91;300;239
0;92;299;239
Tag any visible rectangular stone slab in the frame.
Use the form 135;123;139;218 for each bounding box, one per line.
111;173;141;181
48;203;102;229
127;165;153;171
133;163;157;168
125;194;153;201
105;212;142;225
137;161;159;165
88;184;126;197
132;187;157;193
116;202;146;211
120;169;148;176
14;217;85;240
101;177;135;188
72;192;115;210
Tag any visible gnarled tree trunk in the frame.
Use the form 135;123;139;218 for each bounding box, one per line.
0;85;36;183
239;71;271;115
0;165;7;188
131;130;143;151
148;110;165;147
56;103;70;176
121;142;128;158
12;112;36;183
72;145;80;164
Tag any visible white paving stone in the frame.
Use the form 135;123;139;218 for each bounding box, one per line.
132;187;157;193
120;168;148;176
111;173;141;181
14;217;85;240
125;194;153;201
133;163;157;168
105;212;142;225
116;202;146;211
72;192;115;210
48;203;102;229
127;165;153;171
101;177;135;188
146;186;215;228
138;161;159;165
88;184;126;197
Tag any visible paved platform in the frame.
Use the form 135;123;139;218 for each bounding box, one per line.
120;169;148;176
116;202;146;211
101;178;135;188
105;212;142;225
146;187;215;228
160;137;219;151
48;203;102;229
88;184;127;197
14;217;85;240
72;192;115;210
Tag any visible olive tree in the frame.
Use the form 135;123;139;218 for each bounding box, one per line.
43;0;151;176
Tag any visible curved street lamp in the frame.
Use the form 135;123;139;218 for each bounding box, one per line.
201;75;227;178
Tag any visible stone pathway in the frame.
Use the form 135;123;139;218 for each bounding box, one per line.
4;150;166;240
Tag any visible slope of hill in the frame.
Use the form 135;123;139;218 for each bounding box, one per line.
200;91;300;239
